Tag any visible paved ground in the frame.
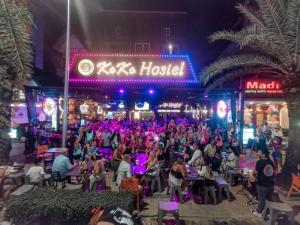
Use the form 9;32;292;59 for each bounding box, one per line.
3;143;300;225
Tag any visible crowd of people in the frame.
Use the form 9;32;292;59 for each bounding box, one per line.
1;116;285;221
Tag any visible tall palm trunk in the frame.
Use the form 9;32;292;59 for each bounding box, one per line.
0;66;12;163
284;92;300;174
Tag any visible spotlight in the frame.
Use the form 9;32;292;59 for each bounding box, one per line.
119;88;125;94
204;95;208;99
148;88;154;95
118;102;125;109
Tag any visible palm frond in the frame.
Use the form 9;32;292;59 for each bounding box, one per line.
255;0;293;63
201;54;288;86
286;0;300;66
235;4;265;28
0;0;33;86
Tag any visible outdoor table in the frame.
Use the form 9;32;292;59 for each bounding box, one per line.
65;166;89;185
184;165;204;181
46;148;68;155
130;153;148;175
96;148;112;160
6;169;26;188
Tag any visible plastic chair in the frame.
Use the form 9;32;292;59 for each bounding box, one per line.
287;173;300;200
158;201;180;225
120;178;141;211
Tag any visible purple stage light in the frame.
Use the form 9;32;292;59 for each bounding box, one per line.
204;95;208;99
119;88;125;94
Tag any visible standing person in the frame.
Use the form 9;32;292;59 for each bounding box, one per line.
73;137;82;165
168;158;186;188
110;147;123;182
101;128;111;148
251;150;275;217
111;130;121;150
85;127;95;144
25;124;36;159
67;131;76;164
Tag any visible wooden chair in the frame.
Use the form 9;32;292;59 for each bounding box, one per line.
287;173;300;200
120;178;140;211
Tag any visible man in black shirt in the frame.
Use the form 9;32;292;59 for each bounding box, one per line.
252;150;275;216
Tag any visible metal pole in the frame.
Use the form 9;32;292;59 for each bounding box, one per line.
62;0;71;147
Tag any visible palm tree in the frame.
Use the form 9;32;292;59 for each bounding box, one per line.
0;0;33;162
201;0;300;174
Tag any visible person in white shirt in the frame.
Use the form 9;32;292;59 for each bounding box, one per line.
197;159;215;187
221;146;238;172
116;154;132;187
188;143;202;166
26;159;51;185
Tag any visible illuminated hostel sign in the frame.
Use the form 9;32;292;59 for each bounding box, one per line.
245;80;283;94
69;53;197;84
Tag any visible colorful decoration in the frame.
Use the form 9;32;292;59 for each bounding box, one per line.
216;100;227;119
69;53;197;83
42;98;56;116
77;59;95;76
80;103;89;114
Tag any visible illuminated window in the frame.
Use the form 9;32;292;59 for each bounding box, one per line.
135;43;150;54
163;27;171;37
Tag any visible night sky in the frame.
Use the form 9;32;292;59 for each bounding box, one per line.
30;0;245;75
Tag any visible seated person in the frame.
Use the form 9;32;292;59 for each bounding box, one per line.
221;146;238;172
204;137;217;159
188;143;202;166
116;154;132;188
26;158;51;184
89;156;105;191
52;151;75;177
0;167;13;205
197;159;215;186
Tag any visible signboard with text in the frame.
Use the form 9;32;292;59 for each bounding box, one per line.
244;80;284;94
69;53;197;84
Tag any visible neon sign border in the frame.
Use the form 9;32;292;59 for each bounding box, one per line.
68;53;198;84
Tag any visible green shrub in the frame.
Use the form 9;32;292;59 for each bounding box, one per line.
5;188;135;225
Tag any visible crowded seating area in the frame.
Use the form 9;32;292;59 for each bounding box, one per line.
2;116;299;225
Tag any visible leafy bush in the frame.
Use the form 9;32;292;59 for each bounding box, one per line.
5;188;135;225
